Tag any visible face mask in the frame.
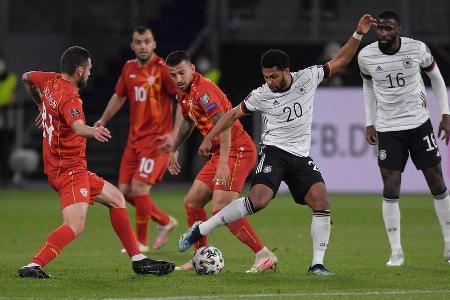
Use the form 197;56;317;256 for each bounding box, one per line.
0;60;6;74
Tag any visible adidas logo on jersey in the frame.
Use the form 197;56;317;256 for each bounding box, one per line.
273;100;279;106
376;66;383;71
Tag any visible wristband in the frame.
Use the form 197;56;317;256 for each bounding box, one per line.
353;31;363;40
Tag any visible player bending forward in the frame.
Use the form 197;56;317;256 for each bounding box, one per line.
18;46;174;279
178;14;376;275
158;50;277;273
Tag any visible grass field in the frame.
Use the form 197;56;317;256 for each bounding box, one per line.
1;189;450;299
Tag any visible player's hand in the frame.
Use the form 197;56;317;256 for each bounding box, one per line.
438;114;450;145
35;111;43;129
213;162;231;189
94;119;105;128
356;14;377;35
198;138;213;157
366;126;378;145
168;151;181;175
93;125;111;143
157;133;175;153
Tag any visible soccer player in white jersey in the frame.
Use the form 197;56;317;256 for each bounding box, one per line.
176;14;376;276
358;10;450;267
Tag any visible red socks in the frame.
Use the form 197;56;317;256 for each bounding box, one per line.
185;204;208;251
213;210;264;254
129;195;170;245
130;195;151;245
109;207;140;257
32;224;75;267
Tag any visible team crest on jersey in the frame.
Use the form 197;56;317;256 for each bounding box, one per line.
199;93;210;105
80;188;88;197
297;85;306;96
147;76;155;85
403;57;413;69
69;108;81;117
263;165;272;173
379;150;387;161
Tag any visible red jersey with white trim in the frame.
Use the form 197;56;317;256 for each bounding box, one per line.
115;54;177;148
28;71;87;177
177;72;250;153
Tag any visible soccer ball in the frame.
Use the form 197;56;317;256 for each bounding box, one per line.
192;246;224;275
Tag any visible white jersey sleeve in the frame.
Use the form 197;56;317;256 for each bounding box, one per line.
419;41;434;69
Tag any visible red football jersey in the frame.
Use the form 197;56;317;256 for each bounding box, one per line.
28;71;87;177
177;72;250;153
115;54;177;148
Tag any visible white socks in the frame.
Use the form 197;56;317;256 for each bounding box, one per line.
311;210;331;266
199;197;254;235
382;198;402;252
131;254;147;262
433;191;450;246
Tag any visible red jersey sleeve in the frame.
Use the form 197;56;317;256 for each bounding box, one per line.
195;86;223;119
60;94;85;126
28;71;59;90
114;64;128;97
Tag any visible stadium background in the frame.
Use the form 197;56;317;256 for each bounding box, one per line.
0;0;449;192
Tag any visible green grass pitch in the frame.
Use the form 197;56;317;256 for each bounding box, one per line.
1;189;450;299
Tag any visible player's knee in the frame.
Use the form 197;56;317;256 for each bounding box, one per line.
130;181;149;196
109;191;126;208
248;190;271;211
184;195;204;209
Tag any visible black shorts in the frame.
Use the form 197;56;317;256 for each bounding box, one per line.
377;119;441;172
251;145;325;205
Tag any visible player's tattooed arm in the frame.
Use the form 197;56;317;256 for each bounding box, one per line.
211;112;232;188
21;72;42;108
172;118;195;151
199;106;245;157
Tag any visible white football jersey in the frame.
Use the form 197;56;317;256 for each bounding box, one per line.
358;37;434;132
243;65;327;157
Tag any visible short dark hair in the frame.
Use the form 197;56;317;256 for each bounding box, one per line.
60;46;91;75
378;10;401;25
133;25;154;37
261;49;290;69
166;50;191;67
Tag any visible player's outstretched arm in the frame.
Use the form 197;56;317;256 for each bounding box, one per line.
424;64;450;144
328;14;376;76
157;104;184;152
94;93;126;127
198;106;245;157
72;119;111;142
21;72;42;108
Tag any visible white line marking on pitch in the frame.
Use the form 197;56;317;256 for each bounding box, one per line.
102;289;450;300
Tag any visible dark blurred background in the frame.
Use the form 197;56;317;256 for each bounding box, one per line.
0;0;449;186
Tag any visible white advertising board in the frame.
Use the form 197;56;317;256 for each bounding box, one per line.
278;88;450;193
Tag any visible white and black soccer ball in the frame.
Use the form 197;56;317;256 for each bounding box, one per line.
192;246;224;275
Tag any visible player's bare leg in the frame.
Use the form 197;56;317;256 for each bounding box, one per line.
211;189;277;273
304;182;334;276
18;202;88;279
96;180;174;276
380;168;404;266
178;184;273;251
422;164;450;263
175;180;211;270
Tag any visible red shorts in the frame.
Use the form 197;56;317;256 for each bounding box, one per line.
196;143;257;193
119;145;168;186
48;170;105;210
